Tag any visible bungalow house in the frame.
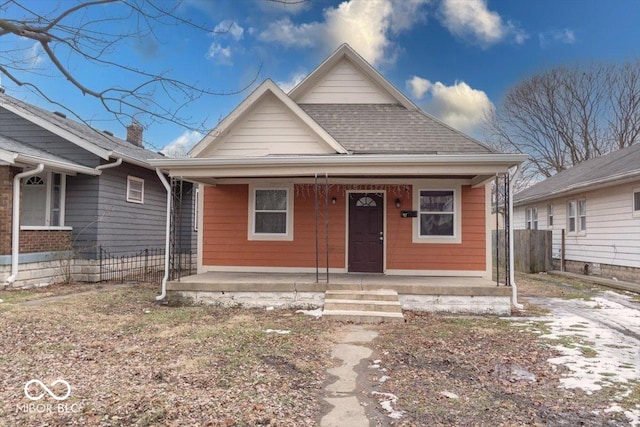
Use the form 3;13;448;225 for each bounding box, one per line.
514;143;640;283
150;44;526;316
0;92;196;288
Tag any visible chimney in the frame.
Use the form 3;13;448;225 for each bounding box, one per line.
126;120;144;147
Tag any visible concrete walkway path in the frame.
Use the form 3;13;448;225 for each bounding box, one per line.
320;325;378;427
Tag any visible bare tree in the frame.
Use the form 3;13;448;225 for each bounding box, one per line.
0;0;265;135
486;61;640;179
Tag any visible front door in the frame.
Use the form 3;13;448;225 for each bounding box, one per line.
348;193;384;273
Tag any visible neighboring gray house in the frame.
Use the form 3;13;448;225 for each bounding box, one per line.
0;92;196;288
514;144;640;283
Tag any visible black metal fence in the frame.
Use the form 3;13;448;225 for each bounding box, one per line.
99;247;194;284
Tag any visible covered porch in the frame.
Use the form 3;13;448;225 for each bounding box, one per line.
167;271;512;315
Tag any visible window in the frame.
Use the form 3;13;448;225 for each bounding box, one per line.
248;184;293;240
567;201;576;233
525;207;538;230
126;176;144;203
634;189;640;217
20;172;67;228
547;204;554;228
419;190;454;237
568;199;586;234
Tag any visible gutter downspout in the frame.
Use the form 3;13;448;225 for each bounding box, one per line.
6;164;45;284
95;157;122;171
508;165;524;310
155;168;171;301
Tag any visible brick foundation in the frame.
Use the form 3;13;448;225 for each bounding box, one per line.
553;259;640;284
20;230;72;253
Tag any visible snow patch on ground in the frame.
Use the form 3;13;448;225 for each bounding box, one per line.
295;308;323;318
371;391;403;419
263;329;290;335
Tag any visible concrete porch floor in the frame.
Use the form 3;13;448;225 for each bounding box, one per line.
167;272;511;297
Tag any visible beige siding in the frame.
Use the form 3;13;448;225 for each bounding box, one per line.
516;181;640;268
201;93;334;157
297;58;397;104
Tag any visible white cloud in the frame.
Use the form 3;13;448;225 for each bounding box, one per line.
539;28;576;47
26;42;45;67
213;20;244;41
161;130;203;157
206;43;233;65
259;0;430;66
277;71;307;93
438;0;527;48
406;75;432;99
411;76;494;135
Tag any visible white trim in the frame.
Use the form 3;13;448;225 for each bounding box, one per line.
60;174;66;227
247;183;294;241
197;184;204;274
193;187;199;231
189;80;348;157
126;176;145;204
20;226;72;231
412;185;462;244
345;189;386;273
385;269;486;277
45;172;52;227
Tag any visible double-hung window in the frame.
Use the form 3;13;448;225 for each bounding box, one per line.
413;187;461;243
126;176;144;203
567;199;586;234
633;189;640;217
248;184;293;241
547;204;553;228
525;207;538;230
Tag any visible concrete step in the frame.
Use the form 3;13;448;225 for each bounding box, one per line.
322;309;405;324
325;289;399;301
323;299;402;313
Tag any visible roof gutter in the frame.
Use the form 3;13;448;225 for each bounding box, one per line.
95;157;122;171
5;164;44;285
15;154;102;176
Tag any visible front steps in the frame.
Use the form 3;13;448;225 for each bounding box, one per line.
322;289;404;323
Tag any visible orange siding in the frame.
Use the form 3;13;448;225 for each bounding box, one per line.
202;184;486;272
386;185;486;271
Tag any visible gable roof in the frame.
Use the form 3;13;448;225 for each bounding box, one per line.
189;79;348;157
300;104;495;154
514;143;640;206
0;134;101;175
0;93;164;168
289;44;416;110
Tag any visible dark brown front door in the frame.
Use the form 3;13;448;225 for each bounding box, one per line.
348;193;384;273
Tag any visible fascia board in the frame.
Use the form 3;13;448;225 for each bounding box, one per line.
0;101;111;160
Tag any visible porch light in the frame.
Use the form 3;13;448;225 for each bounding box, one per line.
395;198;401;208
331;197;337;205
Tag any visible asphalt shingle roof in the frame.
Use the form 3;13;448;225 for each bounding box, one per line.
300;104;496;155
0;93;164;165
514;143;640;205
0;134;89;168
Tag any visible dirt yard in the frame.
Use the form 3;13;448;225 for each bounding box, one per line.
0;275;638;426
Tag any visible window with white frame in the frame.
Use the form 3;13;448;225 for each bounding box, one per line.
126;176;144;203
567;199;586;234
547;204;553;228
634;189;640;216
248;185;293;240
525;207;538;230
419;190;455;236
20;172;66;228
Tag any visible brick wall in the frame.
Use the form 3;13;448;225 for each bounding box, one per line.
19;230;72;254
0;166;15;255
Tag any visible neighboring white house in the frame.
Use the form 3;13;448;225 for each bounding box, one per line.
513;143;640;283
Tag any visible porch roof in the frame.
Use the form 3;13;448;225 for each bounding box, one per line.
150;153;527;184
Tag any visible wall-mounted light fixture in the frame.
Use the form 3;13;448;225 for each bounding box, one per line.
331;197;337;205
395;198;401;208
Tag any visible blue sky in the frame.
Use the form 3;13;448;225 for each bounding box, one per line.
3;0;640;155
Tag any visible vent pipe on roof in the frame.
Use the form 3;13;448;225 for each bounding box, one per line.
126;120;144;147
53;111;66;118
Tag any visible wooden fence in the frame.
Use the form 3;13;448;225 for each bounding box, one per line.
493;229;553;274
